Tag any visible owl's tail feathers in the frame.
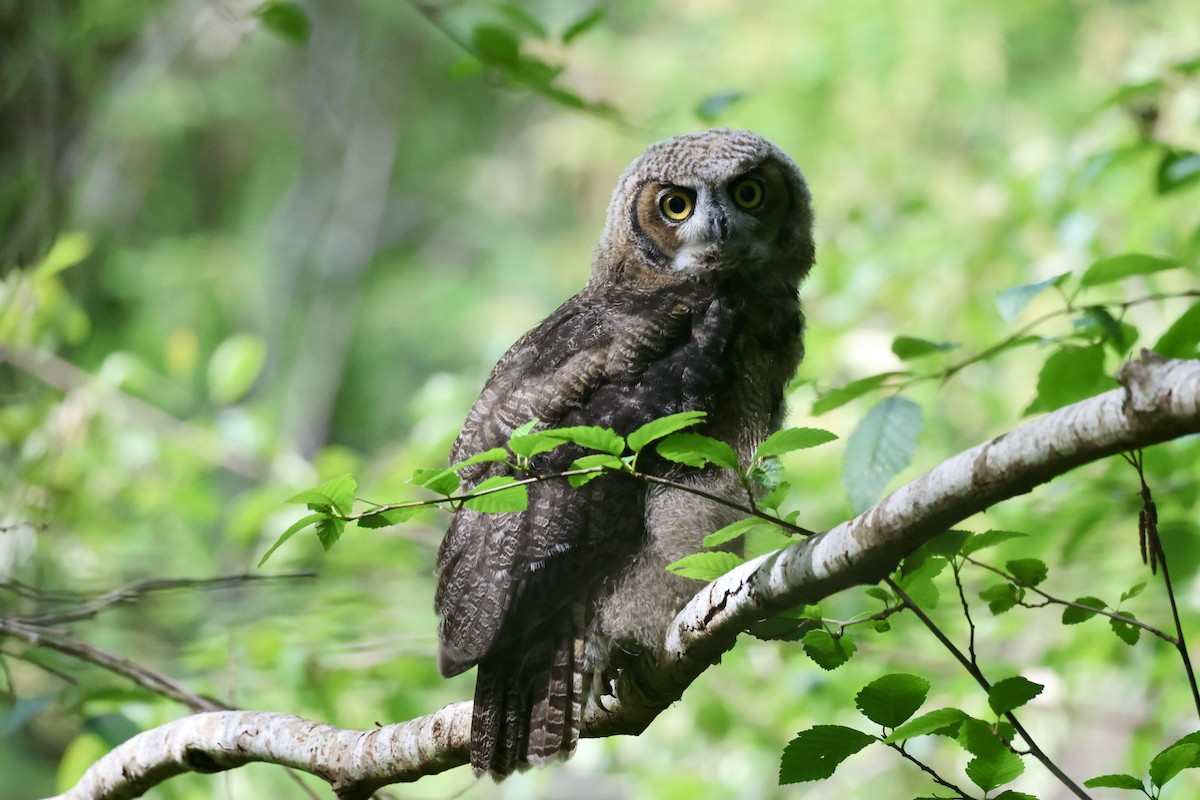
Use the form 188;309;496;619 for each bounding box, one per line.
470;606;585;779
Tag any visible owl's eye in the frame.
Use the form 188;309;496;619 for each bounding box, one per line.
731;178;765;210
659;190;694;221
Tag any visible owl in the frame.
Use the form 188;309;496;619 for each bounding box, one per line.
435;128;814;778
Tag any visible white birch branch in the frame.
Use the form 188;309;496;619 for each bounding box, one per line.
48;352;1200;800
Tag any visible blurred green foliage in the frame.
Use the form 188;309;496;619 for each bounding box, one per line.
1;0;1199;798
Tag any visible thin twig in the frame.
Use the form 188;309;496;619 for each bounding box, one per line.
887;742;974;799
951;561;978;667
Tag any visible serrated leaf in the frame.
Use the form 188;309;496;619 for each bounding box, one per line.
897;557;947;609
411;468;461;497
208;333;267;405
1080;253;1180;288
962;530;1028;556
855;674;931;728
540;425;625;456
1154;301;1200;358
958;717;1007;757
802;629;857;670
993;791;1039;800
988;677;1044;716
463;476;528;513
1062;596;1106;624
1149;743;1200;788
626;411;707;453
567;454;624;487
1158;150;1200;195
666;551;744;581
453;448;509;470
980;583;1019;615
286;474;356;515
1025;345;1116;415
891;336;958;360
257;512;324;567
563;7;604;42
473;24;520;66
1006;558;1048;587
842;396;923;513
812;372;903;415
1121;582;1147;602
1111;612;1141;645
966;749;1025;792
656;432;740;470
1083;774;1146;790
779;725;875;784
994;274;1068;322
759;479;792;511
696;91;746;122
508;431;564;458
885;708;968;743
511;419;539;437
315;515;344;551
704;517;773;547
754;427;838;460
255;1;311;45
356;506;423;529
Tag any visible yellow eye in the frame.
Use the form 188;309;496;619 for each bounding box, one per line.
731;178;765;209
659;190;694;221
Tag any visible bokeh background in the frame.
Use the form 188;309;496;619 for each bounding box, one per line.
2;1;1199;797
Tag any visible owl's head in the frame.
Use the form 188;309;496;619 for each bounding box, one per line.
594;128;814;289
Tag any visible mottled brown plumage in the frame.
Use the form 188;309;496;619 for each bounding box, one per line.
435;129;814;777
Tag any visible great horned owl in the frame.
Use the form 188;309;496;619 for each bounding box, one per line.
435;128;814;778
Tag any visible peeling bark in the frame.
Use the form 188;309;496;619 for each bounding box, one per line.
48;353;1200;800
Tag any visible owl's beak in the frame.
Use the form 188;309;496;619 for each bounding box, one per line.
706;208;729;245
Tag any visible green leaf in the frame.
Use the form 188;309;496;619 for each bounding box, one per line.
1110;612;1141;646
897;557;947;609
448;55;484;81
511;419;540;437
315;515;344;551
473;24;521;66
994;274;1068;322
1157;149;1200;195
540;425;625;456
656;432;740;470
258;512;324;567
779;725;875;784
1077;306;1136;353
567;454;624;487
411;468;461;497
208;333;267;405
812;372;903;415
454;448;509;470
993;791;1039;800
1006;558;1048;587
1062;596;1106;624
966;749;1025;793
958;717;1006;757
1153;301;1200;358
865;586;892;604
665;551;744;581
988;677;1044;716
356;506;423;529
1083;774;1146;791
1079;253;1180;288
904;530;970;570
626;411;707;453
696;91;746;122
854;673;931;728
802;629;857;670
1149;743;1200;788
885;707;968;743
507;431;564;459
980;583;1019;615
1121;582;1147;602
563;7;605;42
842;396;923;513
463;476;528;513
285;474;356;515
891;336;958;360
962;529;1028;556
759;479;792;512
1024;345;1116;414
754;427;838;460
32;232;92;280
255;1;311;45
704;517;774;547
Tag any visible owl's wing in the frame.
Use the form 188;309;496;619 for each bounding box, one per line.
434;281;737;677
